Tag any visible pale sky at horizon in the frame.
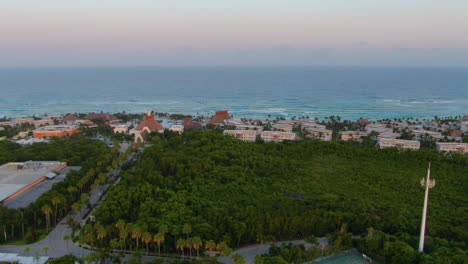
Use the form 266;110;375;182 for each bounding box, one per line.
1;0;468;67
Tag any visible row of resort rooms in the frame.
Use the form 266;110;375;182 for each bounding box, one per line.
223;129;468;153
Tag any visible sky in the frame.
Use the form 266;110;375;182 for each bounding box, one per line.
1;0;468;67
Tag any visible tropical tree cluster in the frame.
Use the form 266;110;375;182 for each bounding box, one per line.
90;131;466;262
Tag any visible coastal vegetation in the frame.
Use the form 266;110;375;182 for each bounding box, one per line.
85;131;466;263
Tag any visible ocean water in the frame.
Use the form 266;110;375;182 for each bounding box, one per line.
0;66;467;120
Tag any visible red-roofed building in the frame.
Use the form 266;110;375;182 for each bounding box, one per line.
183;118;203;130
63;114;79;123
85;113;118;122
210;110;231;125
131;112;164;143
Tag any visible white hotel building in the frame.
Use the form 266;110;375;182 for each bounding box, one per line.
224;130;258;142
378;138;420;150
436;142;468;154
260;131;296;143
305;127;333;141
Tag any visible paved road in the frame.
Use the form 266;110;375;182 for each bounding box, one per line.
219;239;327;264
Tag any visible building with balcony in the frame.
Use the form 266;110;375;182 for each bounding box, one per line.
305;127;333;141
436;142;468;153
272;124;293;133
224;130;257;142
378;138;420;150
339;131;368;141
260;131;296;143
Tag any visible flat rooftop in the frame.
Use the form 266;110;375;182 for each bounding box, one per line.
0;161;66;203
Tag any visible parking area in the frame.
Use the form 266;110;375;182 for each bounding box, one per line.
4;166;81;209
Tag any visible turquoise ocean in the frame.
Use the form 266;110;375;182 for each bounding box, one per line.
0;66;467;120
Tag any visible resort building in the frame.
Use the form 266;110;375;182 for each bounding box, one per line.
183;117;203;130
169;125;184;134
131;112;164;143
365;123;390;133
224;130;257;142
339;131;368;141
272;124;293;133
210;110;232;125
275;120;296;125
260;131;297;143
33;125;79;139
377;133;401;139
85;113;118;122
0;161;67;207
378;138;420;150
302;123;326;129
111;123;130;133
460;120;468;133
32;118;54;128
236;125;264;132
411;129;443;140
12;118;35;125
63;114;80;124
305;127;333;141
436;143;468;154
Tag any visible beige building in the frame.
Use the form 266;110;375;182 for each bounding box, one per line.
305;127;333;141
260;131;296;143
33;118;54;128
236;125;264;132
111;123;130;133
377;133;400;139
272;124;293;133
378;138;420;150
436;142;468;153
169;125;184;134
224;130;257;142
339;131;368;141
302;123;326;129
411;129;443;140
461;121;468;133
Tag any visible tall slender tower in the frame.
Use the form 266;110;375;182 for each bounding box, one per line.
419;163;436;252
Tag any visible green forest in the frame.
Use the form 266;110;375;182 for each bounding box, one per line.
89;131;466;263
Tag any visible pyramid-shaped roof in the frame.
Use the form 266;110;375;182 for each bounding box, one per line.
210;110;231;124
63;114;79;122
136;112;164;131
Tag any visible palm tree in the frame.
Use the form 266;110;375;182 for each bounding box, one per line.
119;227;129;253
131;225;143;249
205;240;216;251
176;238;186;257
41;204;53;232
51;196;62;225
192;236;202;257
142;232;152;255
153;232;164;256
96;224;107;245
186;237;193;257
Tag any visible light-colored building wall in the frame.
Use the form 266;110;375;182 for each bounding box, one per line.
340;131;368;141
306;128;333;141
377;133;400;139
411;130;443;140
236;125;263;132
224;130;257;142
272;124;293;133
436;143;468;153
378;138;420;150
170;125;184;134
260;131;296;143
